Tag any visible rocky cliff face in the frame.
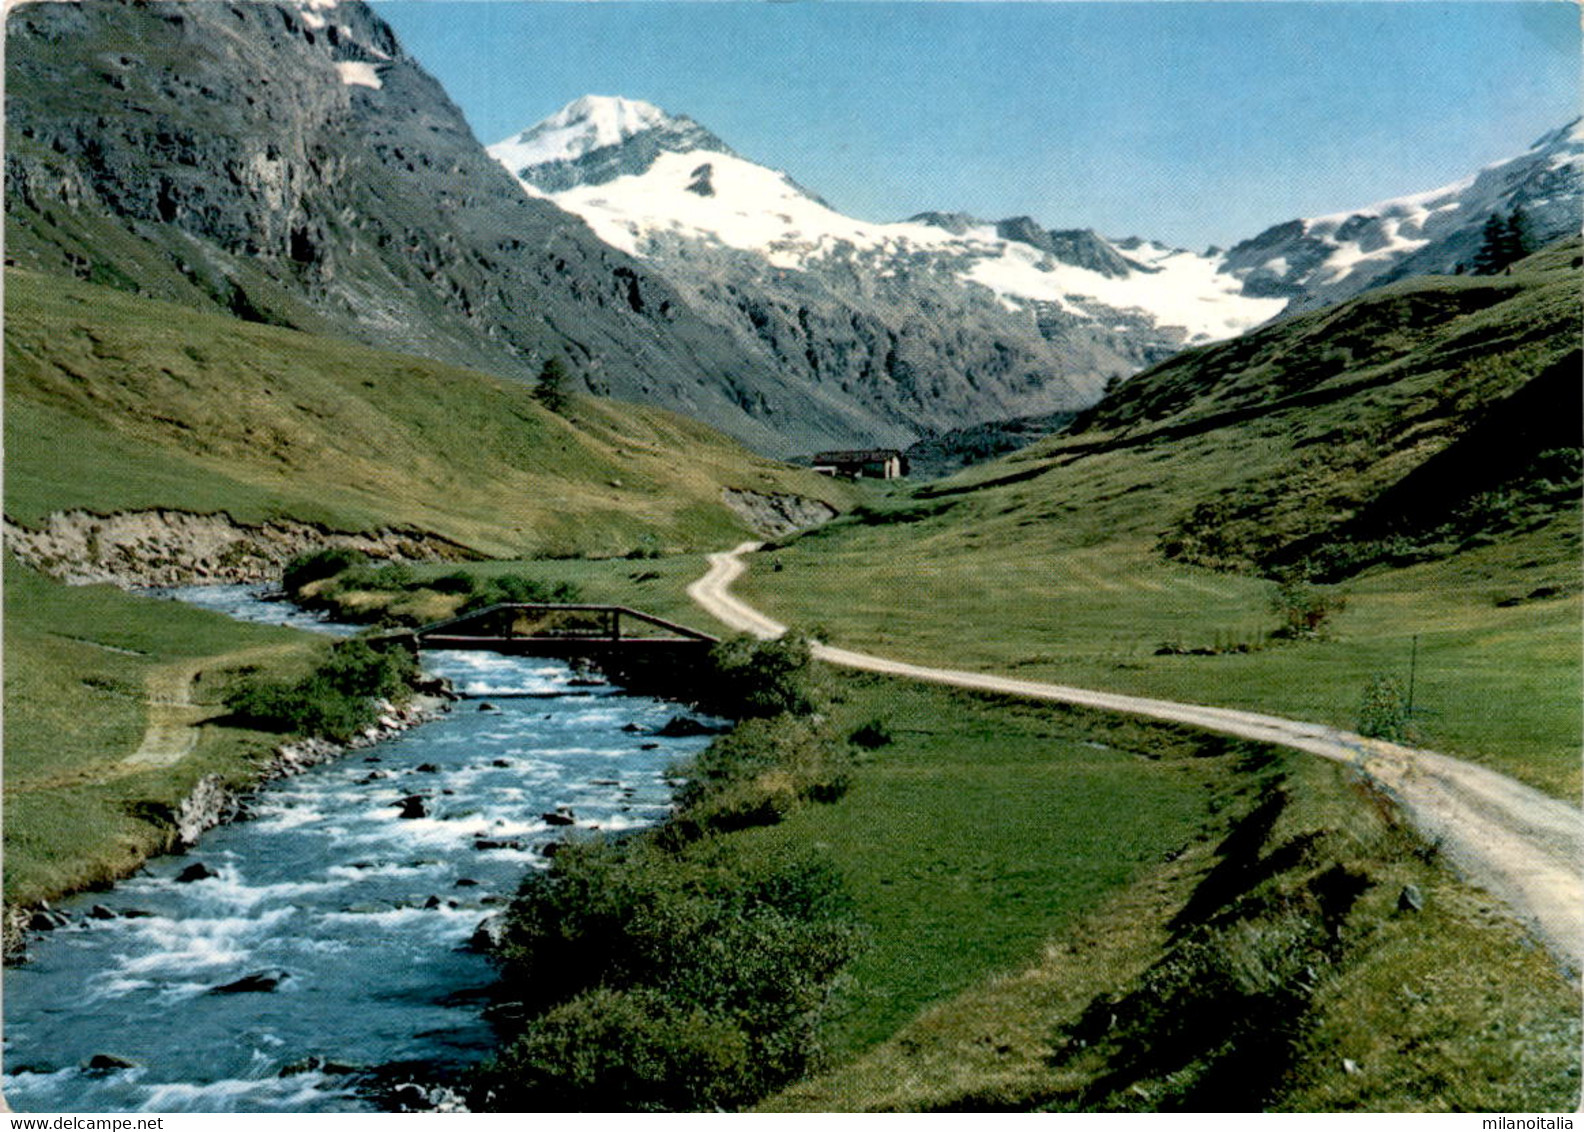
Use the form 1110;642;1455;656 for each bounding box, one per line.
3;0;820;455
0;2;1143;457
623;231;1130;453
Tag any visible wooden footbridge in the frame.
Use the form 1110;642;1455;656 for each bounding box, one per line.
372;605;720;694
410;603;718;660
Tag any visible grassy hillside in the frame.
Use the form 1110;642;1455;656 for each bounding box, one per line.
3;559;318;907
4;269;852;558
735;242;1582;798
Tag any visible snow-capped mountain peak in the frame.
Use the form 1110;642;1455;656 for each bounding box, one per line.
489;96;1286;352
489;95;738;193
492;95;671;171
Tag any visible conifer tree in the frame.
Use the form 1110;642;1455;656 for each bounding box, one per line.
1502;205;1533;264
1471;207;1536;275
534;355;571;414
1471;212;1508;275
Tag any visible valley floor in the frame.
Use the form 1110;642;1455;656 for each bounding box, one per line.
692;542;1584;974
674;547;1581;1110
5;552;1579;1111
2;563;319;914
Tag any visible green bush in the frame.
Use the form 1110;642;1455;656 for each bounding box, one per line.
336;561;417;592
848;719;894;749
669;715;854;839
482;837;858;1111
1268;579;1346;640
222;638;416;742
1357;675;1414;742
482;988;753;1112
317;637;416;701
457;573;582;614
429;571;479;596
282;547;366;595
705;632;821;719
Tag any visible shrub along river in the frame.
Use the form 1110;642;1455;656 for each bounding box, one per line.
2;586;721;1112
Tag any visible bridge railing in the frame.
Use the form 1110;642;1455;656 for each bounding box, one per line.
414;603;718;645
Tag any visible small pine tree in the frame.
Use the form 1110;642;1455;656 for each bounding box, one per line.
1358;674;1412;742
1471;212;1508;275
1471;207;1536;276
1501;205;1533;265
534;355;570;414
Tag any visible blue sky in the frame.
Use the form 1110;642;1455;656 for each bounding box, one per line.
372;2;1580;249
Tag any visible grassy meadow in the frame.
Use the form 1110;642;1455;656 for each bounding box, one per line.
735;519;1580;799
3;560;317;906
758;707;1581;1112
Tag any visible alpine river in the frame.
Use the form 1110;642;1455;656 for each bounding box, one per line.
2;586;721;1112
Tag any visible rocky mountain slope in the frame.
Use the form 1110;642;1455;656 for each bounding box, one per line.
8;1;1576;460
492;97;1289;449
492;96;1581;461
2;2;1159;458
4;0;919;456
1221;119;1583;313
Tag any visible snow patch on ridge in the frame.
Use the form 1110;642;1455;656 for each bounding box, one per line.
336;61;381;90
966;240;1286;339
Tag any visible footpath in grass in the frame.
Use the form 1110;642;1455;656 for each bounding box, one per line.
4;561;316;907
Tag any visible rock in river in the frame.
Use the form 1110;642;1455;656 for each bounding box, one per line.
84;1054;138;1072
210;969;292;995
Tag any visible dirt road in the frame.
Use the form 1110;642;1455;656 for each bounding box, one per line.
689;541;1583;974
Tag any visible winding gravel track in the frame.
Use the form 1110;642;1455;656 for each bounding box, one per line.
690;541;1584;974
